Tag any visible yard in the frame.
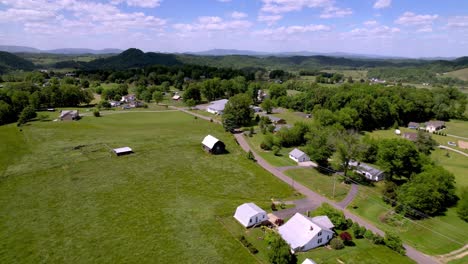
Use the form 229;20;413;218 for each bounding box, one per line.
219;216;414;264
0;111;296;263
284;168;351;202
244;132;297;167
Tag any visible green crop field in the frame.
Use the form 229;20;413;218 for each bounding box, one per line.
0;111;296;263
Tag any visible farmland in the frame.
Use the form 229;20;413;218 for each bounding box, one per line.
0;111;295;263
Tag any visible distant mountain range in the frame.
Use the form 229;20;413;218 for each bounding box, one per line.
0;51;35;73
0;45;122;55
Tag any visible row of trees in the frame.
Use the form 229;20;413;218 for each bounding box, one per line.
0;79;92;125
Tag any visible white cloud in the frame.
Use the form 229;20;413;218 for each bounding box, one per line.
231;11;247;19
0;8;56;22
217;0;231;2
260;0;332;14
447;16;468;29
319;6;352;19
347;25;400;39
373;0;391;9
395;12;438;26
254;24;331;36
364;20;378;26
417;27;433;33
257;15;283;25
173;16;252;32
110;0;162;8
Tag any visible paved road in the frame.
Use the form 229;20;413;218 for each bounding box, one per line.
273;198;320;219
174;107;440;264
447;134;468;140
439;145;468;157
338;183;358;209
233;133;439;264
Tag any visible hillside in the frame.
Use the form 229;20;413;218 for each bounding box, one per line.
80;48;182;70
0;51;35;73
445;67;468;81
0;45;121;55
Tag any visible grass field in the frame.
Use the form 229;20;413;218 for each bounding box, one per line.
445;120;468;138
284;168;350;202
0;111;296;263
244;132;297;167
445;68;468;81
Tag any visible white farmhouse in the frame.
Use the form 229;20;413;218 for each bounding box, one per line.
278;213;334;252
289;148;310;163
233;203;267;228
207;99;228;115
302;259;317;264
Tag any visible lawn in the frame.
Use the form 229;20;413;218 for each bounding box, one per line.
432;148;468;190
284;168;351;202
445;120;468;138
244;132;297;167
444;67;468;81
0;111;296;263
219;217;414;264
349;184;468;255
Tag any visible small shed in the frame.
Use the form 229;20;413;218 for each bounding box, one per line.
60;110;79;121
113;147;133;156
408;122;419;129
289;148;310;163
202;135;226;154
233;203;267;228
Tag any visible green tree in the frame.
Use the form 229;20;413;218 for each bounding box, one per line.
183;85;202;103
140;90;152;103
397;166;457;217
304;126;334;167
17;106;36;125
457;187;468;222
334;130;363;177
384;232;405;255
414;130;438;155
261;98;274;114
312;203;348;230
185;99;196;108
152;91;164;104
267;232;295;264
268;83;287;100
377;138;423;183
222;93;253;131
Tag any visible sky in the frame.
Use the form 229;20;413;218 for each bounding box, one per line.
1;0;468;57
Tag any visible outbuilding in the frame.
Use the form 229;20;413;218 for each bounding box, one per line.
59;110;79;121
113;147;133;156
289;148;310;163
279;213;334;252
202;135;226;154
206;99;228;115
233;203;267;228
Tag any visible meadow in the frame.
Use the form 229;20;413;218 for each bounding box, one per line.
0;111;296;263
445;67;468;81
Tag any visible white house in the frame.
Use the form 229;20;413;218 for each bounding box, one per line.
349;161;385;181
233;203;267;228
207;99;228;115
172;95;181;101
426;120;445;133
121;94;136;103
278;213;334;252
289;148;310;163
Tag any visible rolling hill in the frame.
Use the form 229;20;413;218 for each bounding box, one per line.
0;51;35;73
0;45;122;55
444;67;468;81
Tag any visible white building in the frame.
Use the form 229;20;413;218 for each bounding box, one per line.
113;147;133;156
278;213;334;252
289;148;310;163
206;99;228;115
233;203;267;228
349;161;385;181
302;259;317;264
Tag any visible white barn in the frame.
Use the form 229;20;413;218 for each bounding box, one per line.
233;203;267;228
278;213;334;252
206;99;228;115
302;259;317;264
289;148;310;163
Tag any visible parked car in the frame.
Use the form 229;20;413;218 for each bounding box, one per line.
448;141;457;146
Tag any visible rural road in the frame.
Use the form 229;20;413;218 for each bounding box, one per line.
337;183;359;209
233;133;440;264
438;145;468;157
174;106;440;264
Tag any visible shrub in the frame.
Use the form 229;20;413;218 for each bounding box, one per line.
339;232;352;242
312;203;348;230
330;237;344;250
272;145;281;156
247;150;256;161
93;109;100;117
364;230;374;240
271;203;277;211
275;218;284;226
372;234;385;245
239;235;258;254
384;232;405;255
352;223;366;239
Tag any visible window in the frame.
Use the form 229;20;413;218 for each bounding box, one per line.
249;219;252;223
318;238;322;244
318;231;322;236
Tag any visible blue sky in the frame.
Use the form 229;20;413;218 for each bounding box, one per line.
1;0;468;57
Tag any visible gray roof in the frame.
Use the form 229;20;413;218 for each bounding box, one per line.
349;161;383;177
426;120;445;127
408;122;419;127
267;115;284;122
208;99;228;111
60;110;78;118
289;148;308;159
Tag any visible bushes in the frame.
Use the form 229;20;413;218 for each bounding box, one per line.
247;150;256;161
239;235;258;254
93;109;100;117
312;203;349;230
457;187;468;222
384;232;405;255
330;237;344;250
351;223;366;239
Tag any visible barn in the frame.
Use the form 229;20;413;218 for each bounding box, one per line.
233;203;267;228
202;135;226;154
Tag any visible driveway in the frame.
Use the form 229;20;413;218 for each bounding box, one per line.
273;198;321;219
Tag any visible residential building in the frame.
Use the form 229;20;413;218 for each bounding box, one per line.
59;110;79;121
349;161;385;181
206;99;228;115
426;120;445;133
289;148;310;163
408;122;419;129
278;213;334;252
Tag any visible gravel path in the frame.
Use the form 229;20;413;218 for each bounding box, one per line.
337;183;358;209
438;145;468;157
